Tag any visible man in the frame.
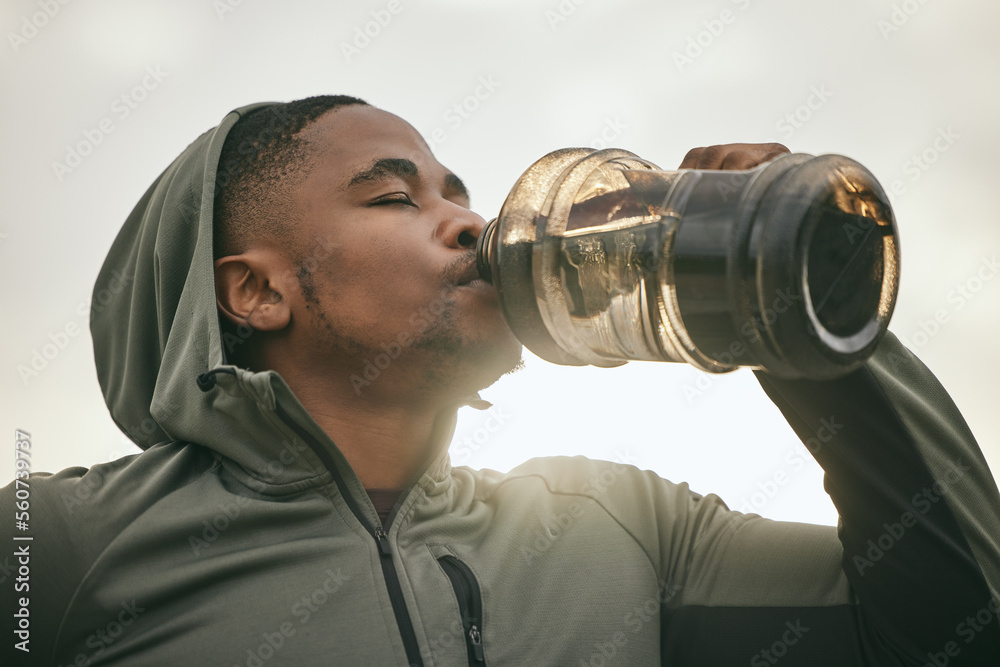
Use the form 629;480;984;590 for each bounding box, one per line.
3;95;999;665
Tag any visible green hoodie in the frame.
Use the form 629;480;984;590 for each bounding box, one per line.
3;103;1000;666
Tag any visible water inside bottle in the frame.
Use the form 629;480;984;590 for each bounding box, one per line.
559;216;666;362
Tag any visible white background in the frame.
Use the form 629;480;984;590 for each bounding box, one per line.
2;0;998;527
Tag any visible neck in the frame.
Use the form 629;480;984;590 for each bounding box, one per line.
268;355;466;489
302;392;453;489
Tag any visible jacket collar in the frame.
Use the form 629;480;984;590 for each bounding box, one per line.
201;365;468;509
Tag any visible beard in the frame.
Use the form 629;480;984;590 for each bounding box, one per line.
299;249;524;402
408;291;524;398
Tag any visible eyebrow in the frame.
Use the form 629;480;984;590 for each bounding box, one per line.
444;173;469;200
346;157;470;200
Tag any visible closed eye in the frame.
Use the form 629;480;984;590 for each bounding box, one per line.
371;193;416;207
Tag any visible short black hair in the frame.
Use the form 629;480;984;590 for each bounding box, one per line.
212;94;369;260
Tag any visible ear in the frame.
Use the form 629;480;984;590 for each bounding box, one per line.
214;249;293;333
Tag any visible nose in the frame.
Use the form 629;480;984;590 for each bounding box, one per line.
436;204;486;251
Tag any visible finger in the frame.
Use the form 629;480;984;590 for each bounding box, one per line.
678;147;705;169
681;144;741;170
719;147;789;171
679;143;791;170
692;145;728;169
748;142;790;155
717;142;789;169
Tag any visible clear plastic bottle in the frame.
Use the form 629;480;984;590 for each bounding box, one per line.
476;148;900;380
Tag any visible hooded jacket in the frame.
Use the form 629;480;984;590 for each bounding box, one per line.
3;103;1000;666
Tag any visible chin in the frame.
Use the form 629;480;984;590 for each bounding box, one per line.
471;335;525;392
408;296;524;393
414;325;524;398
451;330;524;395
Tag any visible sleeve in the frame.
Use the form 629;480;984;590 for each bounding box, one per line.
656;332;1000;666
1;468;94;666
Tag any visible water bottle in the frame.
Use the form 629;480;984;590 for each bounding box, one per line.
475;148;900;380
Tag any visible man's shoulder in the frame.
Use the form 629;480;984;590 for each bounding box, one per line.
448;455;721;563
1;441;219;626
455;455;691;503
2;440;217;542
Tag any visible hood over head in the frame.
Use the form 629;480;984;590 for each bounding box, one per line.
91;102;274;451
89;101;482;493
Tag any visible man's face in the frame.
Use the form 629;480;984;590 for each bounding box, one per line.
281;104;522;396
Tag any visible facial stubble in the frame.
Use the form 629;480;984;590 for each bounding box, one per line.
300;264;523;398
408;290;524;396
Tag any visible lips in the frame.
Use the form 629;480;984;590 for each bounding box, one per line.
462;278;490;289
454;262;482;287
444;256;495;298
452;263;497;299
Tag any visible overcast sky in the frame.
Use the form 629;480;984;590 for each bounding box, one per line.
2;0;998;526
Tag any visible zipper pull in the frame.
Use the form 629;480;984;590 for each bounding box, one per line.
469;624;485;662
374;527;393;557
